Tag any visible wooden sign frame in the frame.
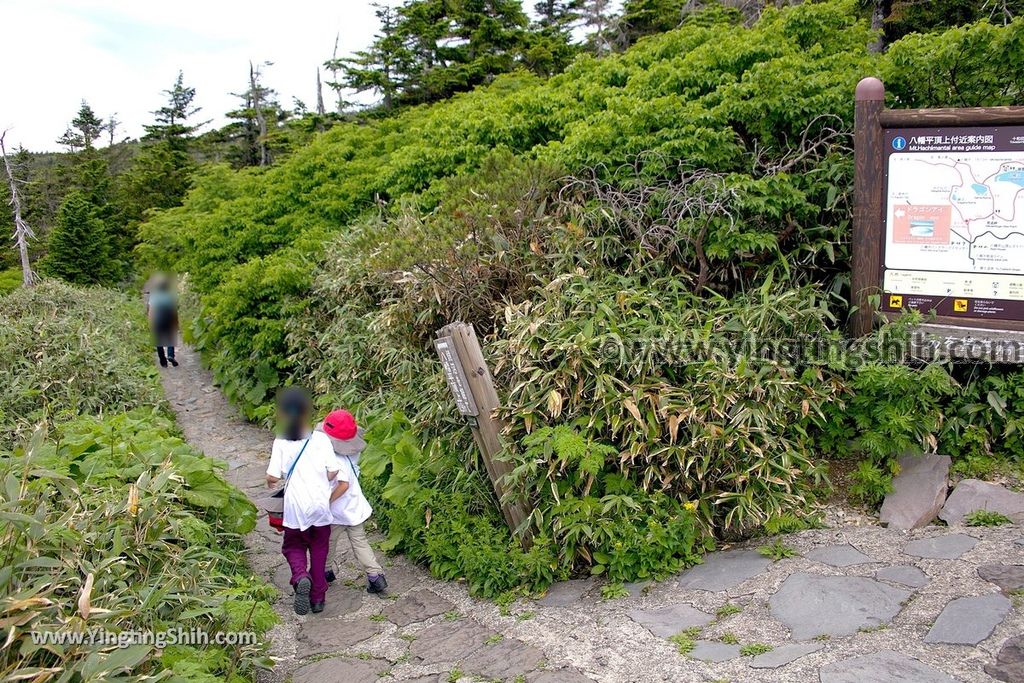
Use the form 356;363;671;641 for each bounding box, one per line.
851;77;1024;352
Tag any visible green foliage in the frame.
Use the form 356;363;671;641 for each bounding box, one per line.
0;281;162;447
740;643;773;657
0;412;272;681
668;627;702;654
0;267;21;295
849;458;895;507
600;582;631;600
716;603;742;618
511;426;710;582
757;539;798;561
131;2;1024;596
964;509;1013;527
823;363;959;462
38;189;119;285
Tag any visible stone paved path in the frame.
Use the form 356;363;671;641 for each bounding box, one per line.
161;347;1024;682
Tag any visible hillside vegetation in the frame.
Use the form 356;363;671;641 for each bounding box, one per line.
138;1;1024;595
0;282;274;681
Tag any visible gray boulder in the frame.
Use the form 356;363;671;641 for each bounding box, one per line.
939;479;1024;525
879;452;950;529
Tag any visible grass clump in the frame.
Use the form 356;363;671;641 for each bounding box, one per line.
964;509;1013;527
668;627;702;655
757;539;798;561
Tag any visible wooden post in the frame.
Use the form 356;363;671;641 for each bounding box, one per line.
436;322;532;546
851;77;886;338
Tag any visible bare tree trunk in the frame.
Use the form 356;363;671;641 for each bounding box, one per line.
869;0;890;53
250;62;269;166
0;131;35;286
107;113;121;146
316;68;326;116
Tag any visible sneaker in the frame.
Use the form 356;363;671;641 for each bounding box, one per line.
294;576;312;615
325;570;336;583
367;574;388;594
168;358;179;367
311;601;325;614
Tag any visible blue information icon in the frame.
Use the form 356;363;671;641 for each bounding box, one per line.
892;136;907;151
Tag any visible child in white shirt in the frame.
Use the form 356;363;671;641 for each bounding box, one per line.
320;409;387;594
266;387;339;615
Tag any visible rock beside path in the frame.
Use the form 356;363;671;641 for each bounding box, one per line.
749;642;822;669
296;617;384;657
904;533;978;559
769;573;909;640
805;543;875;567
939;479;1024;525
986;635;1024;682
688;641;740;662
818;651;957;683
535;579;596;607
875;565;929;589
626;604;713;638
924;593;1011;645
879;452;950;529
676;550;770;592
382;588;453;626
978;564;1024;594
291;656;390;683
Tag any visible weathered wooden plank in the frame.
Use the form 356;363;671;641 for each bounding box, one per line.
851;77;886;337
879;106;1024;128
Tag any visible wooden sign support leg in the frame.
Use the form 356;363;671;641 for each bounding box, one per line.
437;322;532;546
851;77;886;338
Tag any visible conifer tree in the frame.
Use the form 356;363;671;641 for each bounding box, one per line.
39;190;116;285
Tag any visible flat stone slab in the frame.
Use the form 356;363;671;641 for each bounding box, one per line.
688;640;740;662
749;642;822;669
460;637;544;680
924;593;1011;644
904;533;978;559
978;564;1024;593
382;589;454;626
769;572;910;640
818;651;957;683
986;634;1024;682
676;550;770;592
626;603;714;637
292;656;390;683
805;544;875;567
875;565;929;589
409;620;498;666
939;478;1024;525
536;579;595;607
880;452;950;529
528;671;594;683
297;617;384;657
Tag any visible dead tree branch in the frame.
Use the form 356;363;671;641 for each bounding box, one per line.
0;131;35;286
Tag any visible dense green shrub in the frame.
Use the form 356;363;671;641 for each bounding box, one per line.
0;267;21;295
136;2;1024;590
0;281;163;447
0;411;272;682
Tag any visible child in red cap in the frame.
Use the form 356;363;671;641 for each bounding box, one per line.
320;409;388;594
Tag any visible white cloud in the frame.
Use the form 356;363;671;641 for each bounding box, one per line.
0;0;391;151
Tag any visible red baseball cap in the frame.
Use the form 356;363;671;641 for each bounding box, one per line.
322;409;358;440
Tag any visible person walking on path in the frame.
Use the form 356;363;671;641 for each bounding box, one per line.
266;388;338;615
320;409;388;594
145;273;180;368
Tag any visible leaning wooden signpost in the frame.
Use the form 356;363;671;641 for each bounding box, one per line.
852;77;1024;361
434;322;532;546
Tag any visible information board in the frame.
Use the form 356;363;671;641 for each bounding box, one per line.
881;125;1024;322
433;336;479;416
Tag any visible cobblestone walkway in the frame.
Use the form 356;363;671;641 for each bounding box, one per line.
161;346;1023;682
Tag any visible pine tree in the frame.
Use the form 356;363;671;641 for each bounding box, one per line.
144;72;205;149
39;190;116;285
619;0;687;45
329;3;407;110
74;102;104;149
526;0;583;76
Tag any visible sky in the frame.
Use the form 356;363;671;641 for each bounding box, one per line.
0;0;395;151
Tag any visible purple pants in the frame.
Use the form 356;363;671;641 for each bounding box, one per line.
282;525;331;604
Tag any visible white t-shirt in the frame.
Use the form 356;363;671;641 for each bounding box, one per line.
266;431;336;531
331;452;373;526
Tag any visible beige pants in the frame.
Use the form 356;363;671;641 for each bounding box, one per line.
329;523;383;575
